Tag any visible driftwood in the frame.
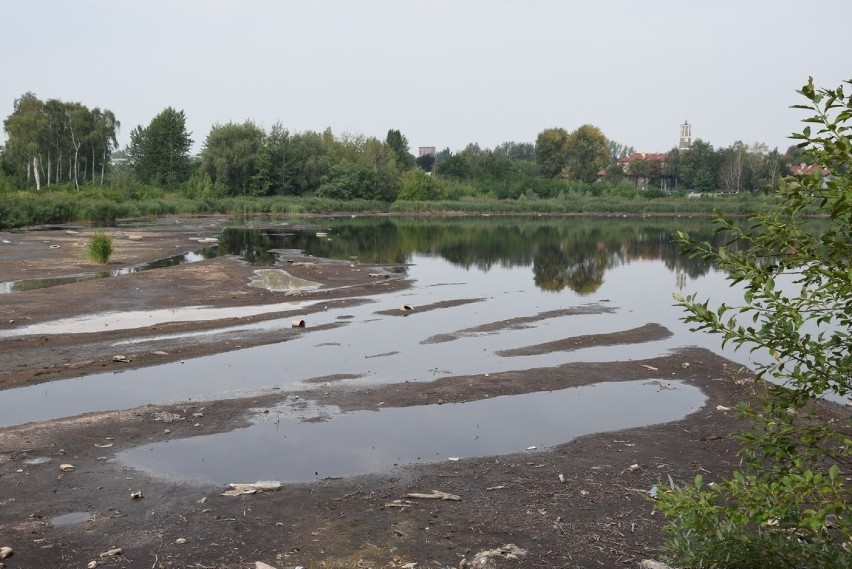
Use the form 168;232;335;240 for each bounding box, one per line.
404;490;461;501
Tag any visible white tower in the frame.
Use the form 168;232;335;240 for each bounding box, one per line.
679;121;692;150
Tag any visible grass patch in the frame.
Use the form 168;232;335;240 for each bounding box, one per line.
86;231;114;264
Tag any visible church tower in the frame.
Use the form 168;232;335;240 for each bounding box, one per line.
679;121;692;150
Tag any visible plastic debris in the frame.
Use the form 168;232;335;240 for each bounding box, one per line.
0;547;12;559
87;561;98;569
401;304;413;311
649;485;658;498
526;446;537;451
469;544;527;568
291;319;306;328
255;563;278;569
112;355;129;362
130;490;143;500
222;481;282;496
628;464;641;472
99;548;122;558
558;474;565;483
641;364;659;371
716;405;731;411
59;464;75;472
175;538;186;544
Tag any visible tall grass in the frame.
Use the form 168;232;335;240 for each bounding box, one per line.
0;184;784;230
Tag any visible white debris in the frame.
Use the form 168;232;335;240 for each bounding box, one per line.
222;481;282;496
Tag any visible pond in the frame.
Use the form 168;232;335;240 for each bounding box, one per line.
1;216;763;482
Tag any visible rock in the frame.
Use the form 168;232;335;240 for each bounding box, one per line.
255;562;278;569
87;561;98;569
628;463;640;472
59;464;75;472
640;561;677;569
0;546;12;559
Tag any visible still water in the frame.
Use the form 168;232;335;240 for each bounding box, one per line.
1;216;764;481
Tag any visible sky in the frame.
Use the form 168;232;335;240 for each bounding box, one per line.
1;1;850;156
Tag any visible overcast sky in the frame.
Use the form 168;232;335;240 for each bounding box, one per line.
1;1;849;156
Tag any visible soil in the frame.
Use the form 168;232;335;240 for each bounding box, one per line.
0;217;847;569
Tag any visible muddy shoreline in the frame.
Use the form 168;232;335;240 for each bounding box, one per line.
0;218;845;569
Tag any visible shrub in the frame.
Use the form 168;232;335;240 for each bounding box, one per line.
660;77;852;569
86;231;114;264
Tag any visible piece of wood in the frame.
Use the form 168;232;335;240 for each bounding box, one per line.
404;490;461;501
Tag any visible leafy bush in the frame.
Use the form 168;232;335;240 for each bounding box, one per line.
660;78;852;569
86;231;114;264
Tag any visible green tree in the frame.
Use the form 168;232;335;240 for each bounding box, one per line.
128;107;193;187
3;93;49;190
677;139;720;191
494;141;535;162
659;78;852;569
564;124;610;183
534;127;569;178
386;129;415;170
415;153;435;172
397;168;443;200
316;160;381;200
201;121;265;196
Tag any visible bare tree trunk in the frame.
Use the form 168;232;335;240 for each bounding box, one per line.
47;155;52;187
33;156;42;191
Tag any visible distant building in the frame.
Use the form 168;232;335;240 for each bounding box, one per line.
618;152;673;191
679;121;692;150
418;146;436;157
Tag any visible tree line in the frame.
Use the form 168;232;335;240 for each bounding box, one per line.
2;93;119;190
2;93;797;199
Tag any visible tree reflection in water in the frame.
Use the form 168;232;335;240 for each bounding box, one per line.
217;217;826;294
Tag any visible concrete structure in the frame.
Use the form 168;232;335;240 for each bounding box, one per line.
418;146;436;157
679;121;692;150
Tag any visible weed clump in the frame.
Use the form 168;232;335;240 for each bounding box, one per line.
86;231;113;264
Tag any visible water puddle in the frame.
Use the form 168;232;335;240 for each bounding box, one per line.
118;379;706;484
49;512;93;527
0;249;215;294
0;300;322;337
0;226;314;294
248;269;321;292
22;456;52;465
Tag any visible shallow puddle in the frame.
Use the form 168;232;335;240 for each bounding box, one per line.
22;456;52;465
0;249;214;294
248;269;321;292
118;379;706;484
49;511;93;527
0;299;322;337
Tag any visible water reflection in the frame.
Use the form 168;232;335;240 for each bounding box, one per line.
0;249;216;294
119;379;706;484
279;217;737;294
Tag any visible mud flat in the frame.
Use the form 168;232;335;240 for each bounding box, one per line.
1;218;847;569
